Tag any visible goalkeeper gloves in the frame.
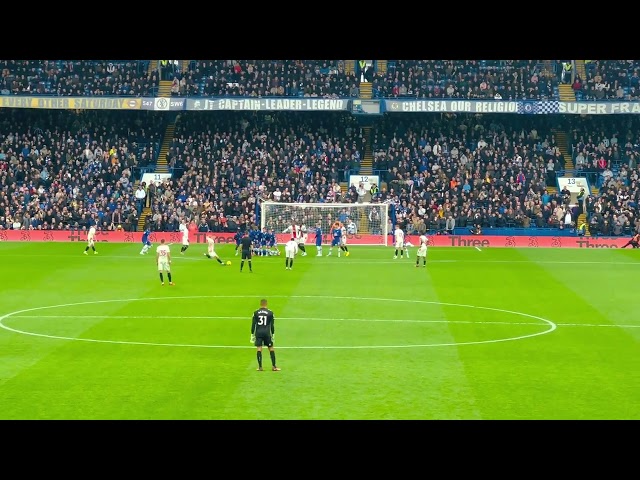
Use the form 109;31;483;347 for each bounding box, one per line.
250;334;256;344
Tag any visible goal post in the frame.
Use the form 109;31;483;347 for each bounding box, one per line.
259;201;389;246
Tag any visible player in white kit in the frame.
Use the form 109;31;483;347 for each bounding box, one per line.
393;226;407;259
284;237;299;270
179;221;190;255
83;225;98;255
204;235;227;266
416;234;428;267
156;238;174;286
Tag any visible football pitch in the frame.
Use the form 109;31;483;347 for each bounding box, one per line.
0;241;638;420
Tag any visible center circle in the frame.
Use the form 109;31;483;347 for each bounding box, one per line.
0;295;557;349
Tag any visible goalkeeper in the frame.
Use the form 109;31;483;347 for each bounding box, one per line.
250;298;280;372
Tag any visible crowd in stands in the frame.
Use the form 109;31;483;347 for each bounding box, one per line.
369;113;640;236
0;110;165;231
154;112;364;232
567;115;640;236
168;60;357;98
572;60;640;101
372;60;558;100
0;60;158;96
1;108;639;238
5;59;640;105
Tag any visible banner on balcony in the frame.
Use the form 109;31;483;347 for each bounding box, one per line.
186;98;351;111
0;96;142;110
384;99;640;115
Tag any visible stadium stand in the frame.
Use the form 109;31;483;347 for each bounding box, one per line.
371;60;559;100
0;59;639;238
0;60;159;96
0;109;165;231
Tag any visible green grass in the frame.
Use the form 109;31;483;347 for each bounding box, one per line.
0;241;638;419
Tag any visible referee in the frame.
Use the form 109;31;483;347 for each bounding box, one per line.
239;231;253;272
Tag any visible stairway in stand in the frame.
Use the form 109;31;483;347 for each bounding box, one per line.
180;60;190;73
558;84;576;102
136;118;178;231
359;126;373;176
155;120;177;174
158;80;173;97
148;60;158;76
344;60;355;75
355;126;375;232
358;211;369;234
340;182;348;198
359;82;372;99
577;213;591;236
552;129;574;174
575;60;587;81
137;206;152;232
376;60;387;75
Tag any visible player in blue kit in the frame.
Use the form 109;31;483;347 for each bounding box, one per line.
259;227;269;256
326;221;343;257
315;222;323;256
233;228;243;256
140;227;152;255
266;228;279;256
250;227;262;256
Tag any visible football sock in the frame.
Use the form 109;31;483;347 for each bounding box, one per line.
159;273;163;282
215;257;223;264
299;245;306;253
289;259;293;268
257;351;263;368
167;273;172;282
270;351;276;367
240;261;244;271
248;260;252;272
85;246;90;252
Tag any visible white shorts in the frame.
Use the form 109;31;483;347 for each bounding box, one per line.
417;245;427;257
285;248;296;258
395;241;404;249
158;261;171;272
87;239;95;247
182;239;189;246
208;248;216;256
340;236;347;246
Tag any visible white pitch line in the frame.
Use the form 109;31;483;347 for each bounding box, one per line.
1;253;640;266
475;246;482;252
9;315;640;328
0;294;557;349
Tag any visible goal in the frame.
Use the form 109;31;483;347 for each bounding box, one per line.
259;201;390;246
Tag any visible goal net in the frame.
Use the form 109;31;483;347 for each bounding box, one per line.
260;201;389;246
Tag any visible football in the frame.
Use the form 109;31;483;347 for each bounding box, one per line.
226;261;232;266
